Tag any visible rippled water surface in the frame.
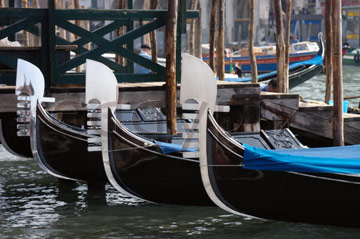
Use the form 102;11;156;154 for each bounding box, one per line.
291;65;360;108
1;66;360;238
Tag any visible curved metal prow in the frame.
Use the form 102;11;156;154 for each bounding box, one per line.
179;53;217;113
85;60;145;202
15;59;54;137
14;59;74;180
179;54;241;217
85;59;119;152
317;32;324;58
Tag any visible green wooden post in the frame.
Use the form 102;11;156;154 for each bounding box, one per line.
91;0;98;8
47;0;56;90
181;0;187;34
8;0;15;41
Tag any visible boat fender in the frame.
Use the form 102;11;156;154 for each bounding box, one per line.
354;52;360;63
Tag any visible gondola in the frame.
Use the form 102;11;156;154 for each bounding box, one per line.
20;59;193;189
198;101;360;228
100;54;305;206
224;33;325;89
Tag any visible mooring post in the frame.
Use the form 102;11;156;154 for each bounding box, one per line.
331;0;344;146
249;0;258;83
165;0;178;135
274;0;285;93
284;0;292;93
324;1;332;104
209;0;216;72
216;0;225;81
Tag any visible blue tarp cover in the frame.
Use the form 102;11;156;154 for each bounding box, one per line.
224;54;323;82
243;144;360;174
155;140;198;155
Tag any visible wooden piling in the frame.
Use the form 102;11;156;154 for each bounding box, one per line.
284;0;292;93
165;0;178;135
194;1;202;58
249;0;258;83
209;0;217;72
324;0;332;104
331;0;344;146
274;0;285;93
115;0;126;65
22;0;29;46
150;0;159;63
189;0;199;56
216;0;225;81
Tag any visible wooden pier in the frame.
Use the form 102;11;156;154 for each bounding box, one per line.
1;82;359;147
261;92;360;146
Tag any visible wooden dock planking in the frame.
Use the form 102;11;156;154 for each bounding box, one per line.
261;95;360;145
2;82;359;145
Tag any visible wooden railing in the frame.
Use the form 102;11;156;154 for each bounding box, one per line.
0;1;198;90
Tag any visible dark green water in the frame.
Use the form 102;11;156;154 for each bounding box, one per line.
1;65;360;238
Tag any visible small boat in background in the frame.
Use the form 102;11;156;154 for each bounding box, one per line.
343;48;360;66
224;35;324;89
203;36;321;73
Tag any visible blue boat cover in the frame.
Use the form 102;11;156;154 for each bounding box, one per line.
155;140;198;155
224;54;323;83
243;144;360;174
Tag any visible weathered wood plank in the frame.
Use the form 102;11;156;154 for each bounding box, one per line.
261;100;360;145
0;82;261;113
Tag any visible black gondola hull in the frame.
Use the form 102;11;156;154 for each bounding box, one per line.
206;112;360;228
108;110;213;206
36;103;107;182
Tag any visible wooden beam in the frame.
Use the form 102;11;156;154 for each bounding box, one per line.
0;82;260;112
165;0;178;135
331;0;344;146
249;0;258;83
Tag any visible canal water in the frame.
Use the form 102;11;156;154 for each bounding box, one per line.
1;65;360;238
291;65;360;109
